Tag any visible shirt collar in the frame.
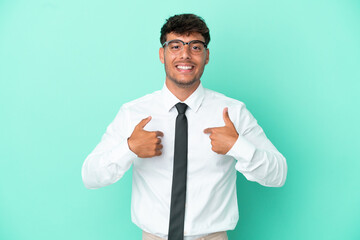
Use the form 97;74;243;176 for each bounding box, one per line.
161;81;205;113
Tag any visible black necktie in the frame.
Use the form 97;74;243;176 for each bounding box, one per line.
168;102;188;240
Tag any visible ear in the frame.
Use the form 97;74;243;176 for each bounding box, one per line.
205;48;210;65
159;47;165;64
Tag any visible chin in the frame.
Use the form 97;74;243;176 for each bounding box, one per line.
173;78;199;88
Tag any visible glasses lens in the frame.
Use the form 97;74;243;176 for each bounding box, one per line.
167;40;183;53
166;40;206;54
189;41;205;53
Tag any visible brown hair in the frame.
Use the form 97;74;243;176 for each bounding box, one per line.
160;13;210;47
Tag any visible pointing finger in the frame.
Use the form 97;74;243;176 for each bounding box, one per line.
204;128;213;134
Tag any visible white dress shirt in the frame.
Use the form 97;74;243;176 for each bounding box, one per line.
82;82;287;239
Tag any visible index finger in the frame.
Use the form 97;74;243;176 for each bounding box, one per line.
153;131;164;137
203;128;213;134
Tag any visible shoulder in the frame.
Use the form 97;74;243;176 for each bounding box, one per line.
203;87;246;109
203;87;258;131
120;90;162;111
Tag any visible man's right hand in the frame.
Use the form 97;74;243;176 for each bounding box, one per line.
127;116;164;158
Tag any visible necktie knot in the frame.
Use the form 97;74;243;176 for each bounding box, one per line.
175;102;188;114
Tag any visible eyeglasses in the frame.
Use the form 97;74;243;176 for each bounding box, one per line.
162;39;207;55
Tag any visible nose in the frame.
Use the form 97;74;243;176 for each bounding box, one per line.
179;44;192;59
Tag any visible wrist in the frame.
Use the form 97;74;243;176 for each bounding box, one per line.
127;137;134;153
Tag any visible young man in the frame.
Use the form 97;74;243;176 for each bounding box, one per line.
82;14;287;240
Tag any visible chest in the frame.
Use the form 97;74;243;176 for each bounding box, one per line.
130;106;235;176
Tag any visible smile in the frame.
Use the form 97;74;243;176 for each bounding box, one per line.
176;65;194;72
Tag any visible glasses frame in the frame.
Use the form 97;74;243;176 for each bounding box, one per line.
162;39;208;54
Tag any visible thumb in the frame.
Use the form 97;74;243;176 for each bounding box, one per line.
137;116;152;129
223;107;234;127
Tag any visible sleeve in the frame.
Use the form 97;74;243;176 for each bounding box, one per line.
81;105;138;189
226;103;287;187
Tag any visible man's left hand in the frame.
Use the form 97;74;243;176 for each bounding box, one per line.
203;107;239;155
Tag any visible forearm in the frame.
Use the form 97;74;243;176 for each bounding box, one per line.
82;105;137;189
82;139;136;189
226;103;288;187
228;136;287;187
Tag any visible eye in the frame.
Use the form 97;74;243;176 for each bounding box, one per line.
191;44;203;51
168;41;182;51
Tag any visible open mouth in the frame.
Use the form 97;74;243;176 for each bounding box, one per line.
176;65;194;72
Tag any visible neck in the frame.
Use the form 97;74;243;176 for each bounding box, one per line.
165;79;200;102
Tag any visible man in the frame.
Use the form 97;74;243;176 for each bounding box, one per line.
82;13;287;240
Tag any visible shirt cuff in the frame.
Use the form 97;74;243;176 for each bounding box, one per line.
109;139;138;164
226;134;256;164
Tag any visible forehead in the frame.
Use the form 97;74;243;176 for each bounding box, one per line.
166;32;205;42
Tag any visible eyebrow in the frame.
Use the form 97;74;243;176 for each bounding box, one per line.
168;39;205;44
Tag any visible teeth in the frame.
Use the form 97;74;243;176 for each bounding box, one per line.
177;65;193;70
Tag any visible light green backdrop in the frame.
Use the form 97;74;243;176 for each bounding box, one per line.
1;0;359;239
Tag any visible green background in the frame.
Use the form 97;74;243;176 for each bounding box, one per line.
1;0;359;239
